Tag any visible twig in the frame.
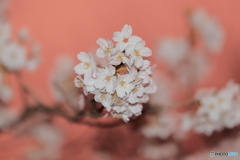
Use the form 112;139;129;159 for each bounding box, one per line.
81;119;125;128
14;72;42;105
7;72;200;130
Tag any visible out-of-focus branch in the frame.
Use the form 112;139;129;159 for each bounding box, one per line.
8;98;199;130
14;72;42;105
168;98;199;109
145;98;199;114
4;72;200;130
9;103;126;129
81;119;125;128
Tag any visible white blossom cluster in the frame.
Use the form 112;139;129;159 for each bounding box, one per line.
0;21;40;103
0;22;40;71
74;24;157;122
181;81;240;136
26;124;63;160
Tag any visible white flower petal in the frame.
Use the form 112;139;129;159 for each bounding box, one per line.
96;48;106;58
77;52;89;62
74;63;86;75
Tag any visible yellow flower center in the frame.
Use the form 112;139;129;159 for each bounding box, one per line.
100;94;107;100
113;113;121;119
219;98;225;103
84;62;91;69
115;97;122;104
134;50;141;56
116;54;123;61
11;52;18;60
119;81;127;87
123;38;129;43
77;81;84;87
104;47;111;53
209;104;215;110
135;77;142;82
132;87;139;93
104;76;111;83
111;92;117;100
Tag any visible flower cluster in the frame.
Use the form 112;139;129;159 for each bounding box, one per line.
26;124;63;160
0;22;40;72
0;21;40;103
74;24;157;122
181;81;240;136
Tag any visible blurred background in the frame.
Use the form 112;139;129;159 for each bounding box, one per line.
0;0;240;159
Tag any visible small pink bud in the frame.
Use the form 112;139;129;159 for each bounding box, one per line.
92;71;98;78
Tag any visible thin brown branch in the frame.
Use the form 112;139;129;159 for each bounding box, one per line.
81;119;125;128
14;71;42;105
168;98;199;109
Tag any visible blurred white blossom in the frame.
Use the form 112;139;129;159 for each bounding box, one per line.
51;56;85;109
140;142;178;160
74;24;156;122
157;38;188;67
189;9;225;52
141;113;176;139
149;74;173;106
0;21;10;43
26;124;63;160
26;44;41;71
0;107;17;129
0;22;41;71
0;43;27;70
18;27;28;41
157;9;224;88
0;83;12;103
175;50;209;86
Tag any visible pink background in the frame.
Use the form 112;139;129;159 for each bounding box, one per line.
2;0;240;159
8;0;240;102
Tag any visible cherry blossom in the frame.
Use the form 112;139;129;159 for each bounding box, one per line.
74;52;96;79
94;65;117;94
115;74;135;98
112;24;142;51
96;38;116;58
125;40;152;68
